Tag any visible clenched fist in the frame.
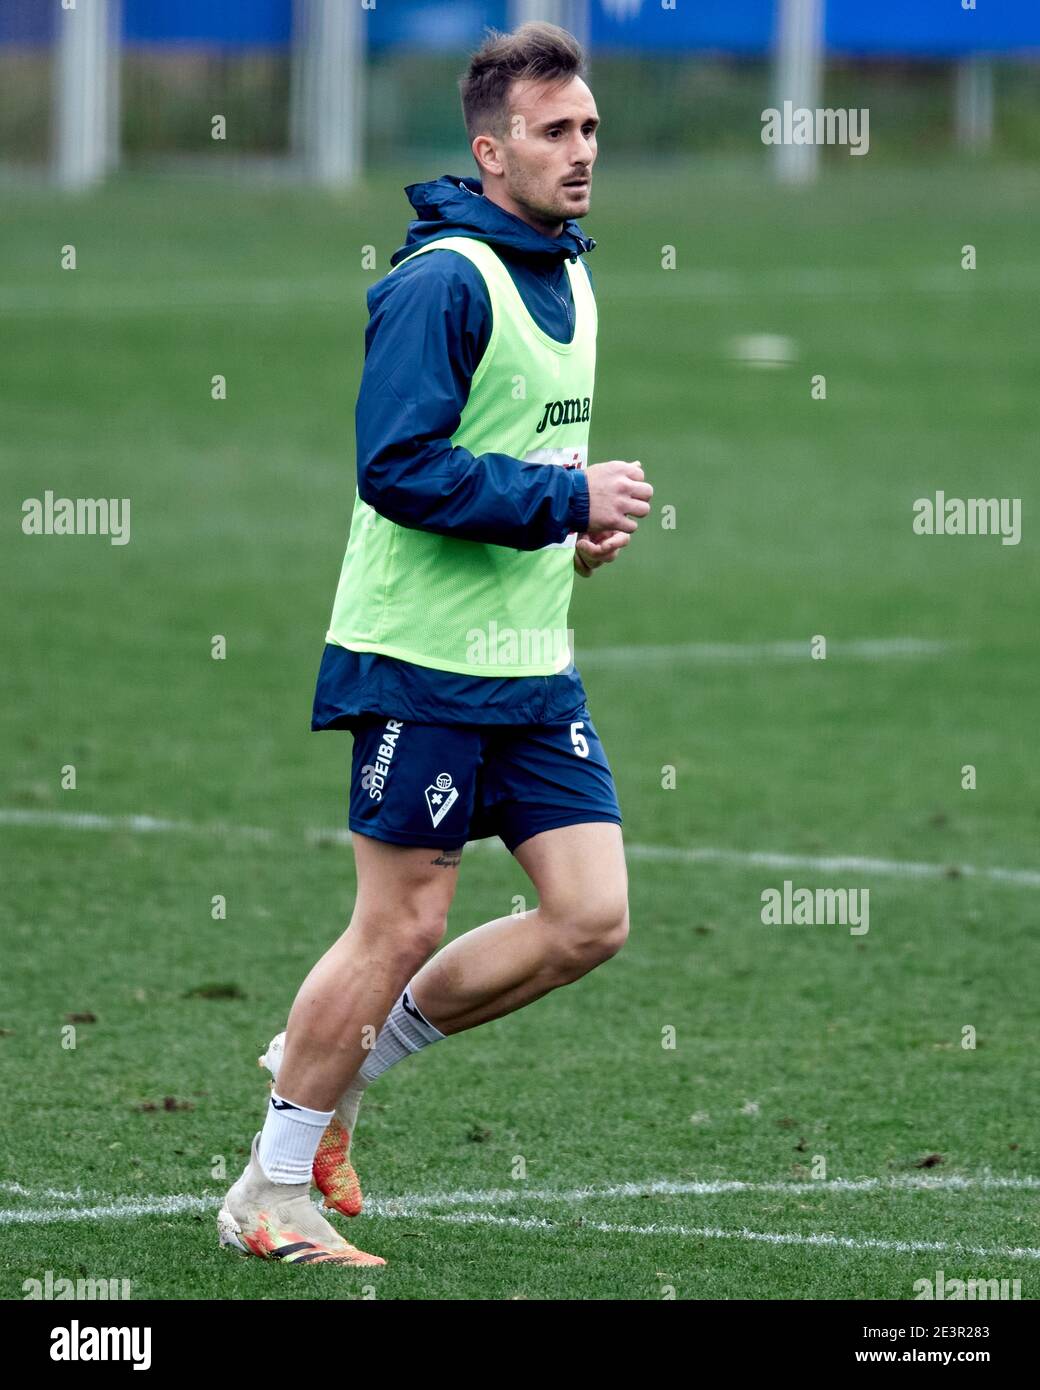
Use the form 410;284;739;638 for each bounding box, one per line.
584;460;653;534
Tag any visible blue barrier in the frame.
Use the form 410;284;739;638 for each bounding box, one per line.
1;0;1037;55
593;0;775;57
119;0;506;52
591;0;1039;57
827;0;1040;56
122;0;291;46
122;0;508;51
0;2;55;44
364;0;508;52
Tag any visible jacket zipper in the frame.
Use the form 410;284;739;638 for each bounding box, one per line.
544;268;573;339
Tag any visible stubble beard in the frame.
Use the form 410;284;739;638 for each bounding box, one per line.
506;163;585;232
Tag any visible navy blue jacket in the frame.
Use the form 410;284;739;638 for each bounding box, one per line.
313;175;597;730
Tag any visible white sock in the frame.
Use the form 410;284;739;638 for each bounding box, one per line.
260;986;447;1141
336;1074;369;1134
257;1091;334;1185
358;986;446;1085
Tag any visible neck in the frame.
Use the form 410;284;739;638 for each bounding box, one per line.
480;183;564;239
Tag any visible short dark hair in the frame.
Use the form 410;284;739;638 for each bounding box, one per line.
459;21;586;143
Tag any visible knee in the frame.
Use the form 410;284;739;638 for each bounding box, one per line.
544;896;630;981
353;900;448;968
406;909;449;964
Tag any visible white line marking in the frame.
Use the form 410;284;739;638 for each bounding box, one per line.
0;1194;216;1226
623;844;1040;889
417;1210;1040;1262
4;1174;1039;1261
602;265;1040;302
0;809;274;840
3;807;1037;888
7;1172;1035;1209
3;1172;1036;1225
0;278;365;316
3;266;1037;316
579;637;955;666
360;1173;1040;1212
0;1181;95;1201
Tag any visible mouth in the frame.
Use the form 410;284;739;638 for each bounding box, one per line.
562;178;590;192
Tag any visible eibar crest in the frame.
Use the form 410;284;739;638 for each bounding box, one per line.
425;772;459;828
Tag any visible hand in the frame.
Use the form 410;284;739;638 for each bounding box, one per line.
584;460;653;534
574;529;630;577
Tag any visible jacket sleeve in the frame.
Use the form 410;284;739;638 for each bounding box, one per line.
354;252;590;549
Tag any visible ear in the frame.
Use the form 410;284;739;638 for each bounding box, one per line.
472;134;504;179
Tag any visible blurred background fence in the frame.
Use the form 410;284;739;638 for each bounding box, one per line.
1;0;1038;189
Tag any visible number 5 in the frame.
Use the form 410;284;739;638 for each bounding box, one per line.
570;721;589;758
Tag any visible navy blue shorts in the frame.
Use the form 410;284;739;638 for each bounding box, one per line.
346;706;622;853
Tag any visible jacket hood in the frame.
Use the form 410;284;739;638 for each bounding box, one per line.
391;174;596;267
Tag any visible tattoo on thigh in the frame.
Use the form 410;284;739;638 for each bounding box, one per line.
430;847;463;869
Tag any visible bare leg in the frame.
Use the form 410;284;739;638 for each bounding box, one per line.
274;836;462;1111
408;822;629;1035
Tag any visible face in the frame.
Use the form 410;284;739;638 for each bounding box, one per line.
476;75;599;235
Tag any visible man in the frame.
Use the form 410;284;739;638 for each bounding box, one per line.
218;21;652;1267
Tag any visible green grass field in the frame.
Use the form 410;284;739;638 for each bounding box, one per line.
2;160;1038;1300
